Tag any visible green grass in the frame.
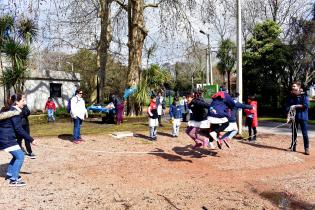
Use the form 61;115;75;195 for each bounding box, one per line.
259;117;315;124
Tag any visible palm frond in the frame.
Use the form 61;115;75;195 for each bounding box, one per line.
17;18;38;44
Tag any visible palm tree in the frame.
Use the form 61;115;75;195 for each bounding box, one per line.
217;39;236;93
0;15;14;71
2;38;30;92
17;18;38;45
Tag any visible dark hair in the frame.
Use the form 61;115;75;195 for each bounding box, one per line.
172;96;179;105
10;93;23;104
150;95;156;99
186;92;194;98
292;81;301;87
75;88;82;95
248;95;256;100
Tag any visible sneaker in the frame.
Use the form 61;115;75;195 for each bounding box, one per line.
223;138;230;148
217;140;222;149
5;175;21;181
28;153;36;159
73;140;81;144
209;132;218;142
208;142;215;149
9;180;26;187
305;148;310;155
78;138;85;142
193;143;203;149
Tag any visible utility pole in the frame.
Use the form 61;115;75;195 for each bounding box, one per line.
237;0;243;134
200;30;213;85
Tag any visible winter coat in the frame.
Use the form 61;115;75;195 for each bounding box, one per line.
229;101;253;122
169;104;183;119
245;101;258;127
45;100;56;111
0;107;34;150
208;91;235;118
188;98;210;122
286;93;309;121
148;101;158;119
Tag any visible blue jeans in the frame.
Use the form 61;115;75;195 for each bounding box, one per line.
73;118;83;140
292;120;309;149
47;109;55;121
7;149;25;181
222;130;238;140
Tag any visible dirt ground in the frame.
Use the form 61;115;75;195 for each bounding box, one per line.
0;130;314;210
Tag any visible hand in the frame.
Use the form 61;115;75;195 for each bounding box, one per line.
85;113;89;119
31;139;38;146
290;105;297;109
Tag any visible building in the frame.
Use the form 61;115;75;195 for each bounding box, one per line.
0;69;80;112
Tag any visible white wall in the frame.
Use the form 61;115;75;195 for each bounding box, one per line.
24;80;79;111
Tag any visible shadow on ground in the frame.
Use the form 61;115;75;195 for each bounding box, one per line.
133;133;152;141
239;141;289;152
149;148;192;163
172;145;218;158
157;131;173;138
58;134;73;141
253;189;315;210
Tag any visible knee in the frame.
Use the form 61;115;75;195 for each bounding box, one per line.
16;150;25;161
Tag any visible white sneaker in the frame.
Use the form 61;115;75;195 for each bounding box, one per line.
208;142;216;149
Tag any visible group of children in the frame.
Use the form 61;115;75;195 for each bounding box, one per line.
147;89;258;149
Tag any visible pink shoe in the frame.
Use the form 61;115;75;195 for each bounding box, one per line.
203;139;209;148
193;143;202;149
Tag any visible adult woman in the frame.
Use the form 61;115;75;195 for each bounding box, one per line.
0;94;36;186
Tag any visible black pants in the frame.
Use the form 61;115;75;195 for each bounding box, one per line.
158;115;162;125
182;113;188;122
210;122;229;134
246;117;257;140
17;125;32;154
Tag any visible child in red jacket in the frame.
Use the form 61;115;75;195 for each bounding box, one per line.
148;95;158;140
45;97;56;122
244;96;258;141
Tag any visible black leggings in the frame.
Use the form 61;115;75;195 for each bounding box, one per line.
246;117;257;140
210;122;229;133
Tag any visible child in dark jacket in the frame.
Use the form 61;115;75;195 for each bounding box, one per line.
244;96;258;141
169;96;183;137
148;95;158;140
186;92;212;149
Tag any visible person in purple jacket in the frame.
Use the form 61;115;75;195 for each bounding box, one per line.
0;94;37;187
208;86;235;149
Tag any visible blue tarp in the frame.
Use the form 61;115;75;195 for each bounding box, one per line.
87;105;115;114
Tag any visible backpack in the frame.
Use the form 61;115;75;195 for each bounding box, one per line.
67;97;72;113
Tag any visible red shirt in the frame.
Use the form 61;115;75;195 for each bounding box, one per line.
45;100;56;111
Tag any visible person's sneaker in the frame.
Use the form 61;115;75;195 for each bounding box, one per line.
9;180;26;187
28;153;36;159
73;140;81;144
5;175;21;181
209;132;218;142
305;148;310;155
78;138;85;142
223;138;230;148
208;142;215;149
193;143;203;149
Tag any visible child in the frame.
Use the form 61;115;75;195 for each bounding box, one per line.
148;95;158;141
169;96;182;137
244;96;258;141
45;97;56;122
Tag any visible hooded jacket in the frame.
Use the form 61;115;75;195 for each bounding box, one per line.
208;91;235;118
244;100;258;127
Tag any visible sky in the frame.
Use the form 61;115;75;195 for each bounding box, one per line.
1;0;314;67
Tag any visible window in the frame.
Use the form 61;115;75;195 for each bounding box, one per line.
50;83;62;98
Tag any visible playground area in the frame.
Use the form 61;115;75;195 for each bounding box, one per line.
0;121;314;209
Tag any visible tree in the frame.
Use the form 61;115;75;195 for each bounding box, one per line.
0;15;37;94
243;20;290;108
216;39;236;93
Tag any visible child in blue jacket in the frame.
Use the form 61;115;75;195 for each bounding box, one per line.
169;97;183;137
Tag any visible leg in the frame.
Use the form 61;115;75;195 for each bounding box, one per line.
252;127;257;140
24;139;33;154
78;118;83;139
172;121;176;136
299;120;309;153
8;149;25;181
158;115;163;126
73;118;80;140
290;121;297;151
153;126;157;138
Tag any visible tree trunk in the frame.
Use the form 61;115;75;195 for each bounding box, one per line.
98;0;112;101
127;0;148;115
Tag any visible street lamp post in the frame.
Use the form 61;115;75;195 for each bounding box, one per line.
236;0;243;134
200;30;213;85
